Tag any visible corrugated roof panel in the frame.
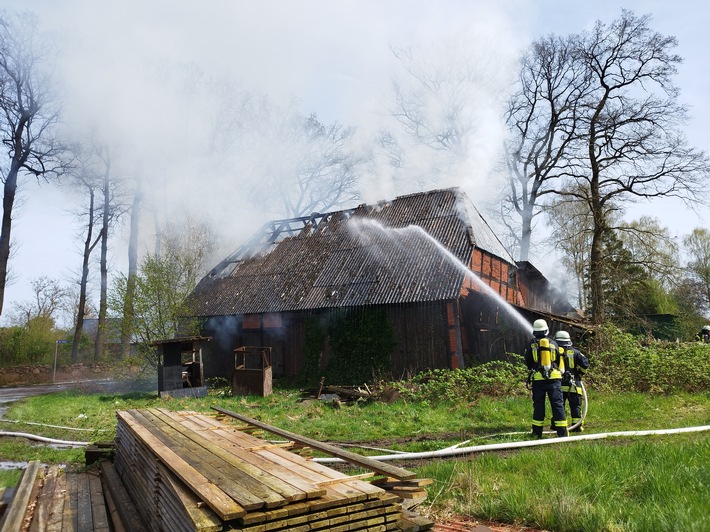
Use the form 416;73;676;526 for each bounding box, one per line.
189;188;514;316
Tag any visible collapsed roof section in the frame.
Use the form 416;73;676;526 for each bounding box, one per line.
189;188;517;316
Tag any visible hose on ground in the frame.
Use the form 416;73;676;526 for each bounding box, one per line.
0;431;88;448
313;424;710;463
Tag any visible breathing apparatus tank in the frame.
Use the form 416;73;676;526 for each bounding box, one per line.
539;337;551;379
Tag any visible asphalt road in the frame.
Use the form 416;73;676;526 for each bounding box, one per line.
0;379;153;417
0;383;73;417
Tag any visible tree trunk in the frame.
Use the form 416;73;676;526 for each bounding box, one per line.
587;102;605;323
0;165;19;318
121;182;142;358
518;203;534;262
589;224;605;323
71;189;99;362
95;161;111;360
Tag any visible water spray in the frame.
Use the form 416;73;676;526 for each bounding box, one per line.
346;217;593;434
347;218;533;334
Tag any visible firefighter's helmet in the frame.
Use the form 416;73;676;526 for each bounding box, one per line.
554;330;572;346
532;319;549;336
703;325;710;331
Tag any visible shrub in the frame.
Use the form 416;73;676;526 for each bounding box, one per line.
586;323;710;393
391;356;529;403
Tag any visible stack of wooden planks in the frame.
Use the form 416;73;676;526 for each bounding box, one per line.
0;462;114;532
114;408;434;531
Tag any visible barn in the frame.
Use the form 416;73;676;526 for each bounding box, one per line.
187;188;582;384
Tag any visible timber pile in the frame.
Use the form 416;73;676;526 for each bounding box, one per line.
0;462;116;532
114;408;434;531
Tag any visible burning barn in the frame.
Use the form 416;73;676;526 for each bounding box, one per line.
187;188;581;384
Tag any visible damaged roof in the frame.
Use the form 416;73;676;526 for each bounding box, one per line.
188;188;515;316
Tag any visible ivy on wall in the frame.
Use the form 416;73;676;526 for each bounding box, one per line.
325;307;396;385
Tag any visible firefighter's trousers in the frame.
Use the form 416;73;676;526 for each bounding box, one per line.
531;378;567;437
562;381;583;430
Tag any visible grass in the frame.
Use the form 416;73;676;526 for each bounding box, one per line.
0;385;709;531
418;434;710;531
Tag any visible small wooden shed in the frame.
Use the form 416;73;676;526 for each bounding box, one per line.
153;336;211;398
232;346;273;397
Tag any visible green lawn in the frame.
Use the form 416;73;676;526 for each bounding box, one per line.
0;386;708;531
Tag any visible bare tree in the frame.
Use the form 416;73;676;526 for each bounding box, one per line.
511;11;710;323
68;150;103;362
0;11;65;316
547;189;594;311
92;144;130;359
571;11;710;322
684;228;710;314
381;37;502;187
504;34;589;260
249;102;363;218
390;44;476;160
95;146;111;359
120;178;142;358
9;276;68;326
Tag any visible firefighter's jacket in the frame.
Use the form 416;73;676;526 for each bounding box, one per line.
524;337;564;381
558;345;589;391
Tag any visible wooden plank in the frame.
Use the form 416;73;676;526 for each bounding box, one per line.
0;460;42;532
113;424;158;528
88;473;111;532
29;464;58;532
172;411;326;500
315;472;375;486
256;448;385;499
371;478;434;488
236;503;399;532
100;460;150;532
157;462;223;532
62;473;78;531
77;474;94;531
44;469;66;532
212;406;417;480
151;408;313;502
189;412;383;498
132;409;275;511
100;476;126;532
116;410;246;521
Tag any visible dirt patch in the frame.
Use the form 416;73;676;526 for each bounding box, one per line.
433;517;545;531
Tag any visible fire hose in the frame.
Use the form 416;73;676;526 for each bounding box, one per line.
0;431;88;447
567;380;588;432
313;423;710;463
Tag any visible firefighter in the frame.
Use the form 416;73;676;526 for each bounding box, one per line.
554;330;589;432
524;319;568;438
696;325;710;343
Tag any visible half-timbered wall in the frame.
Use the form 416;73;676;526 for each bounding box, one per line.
464;249;524;306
